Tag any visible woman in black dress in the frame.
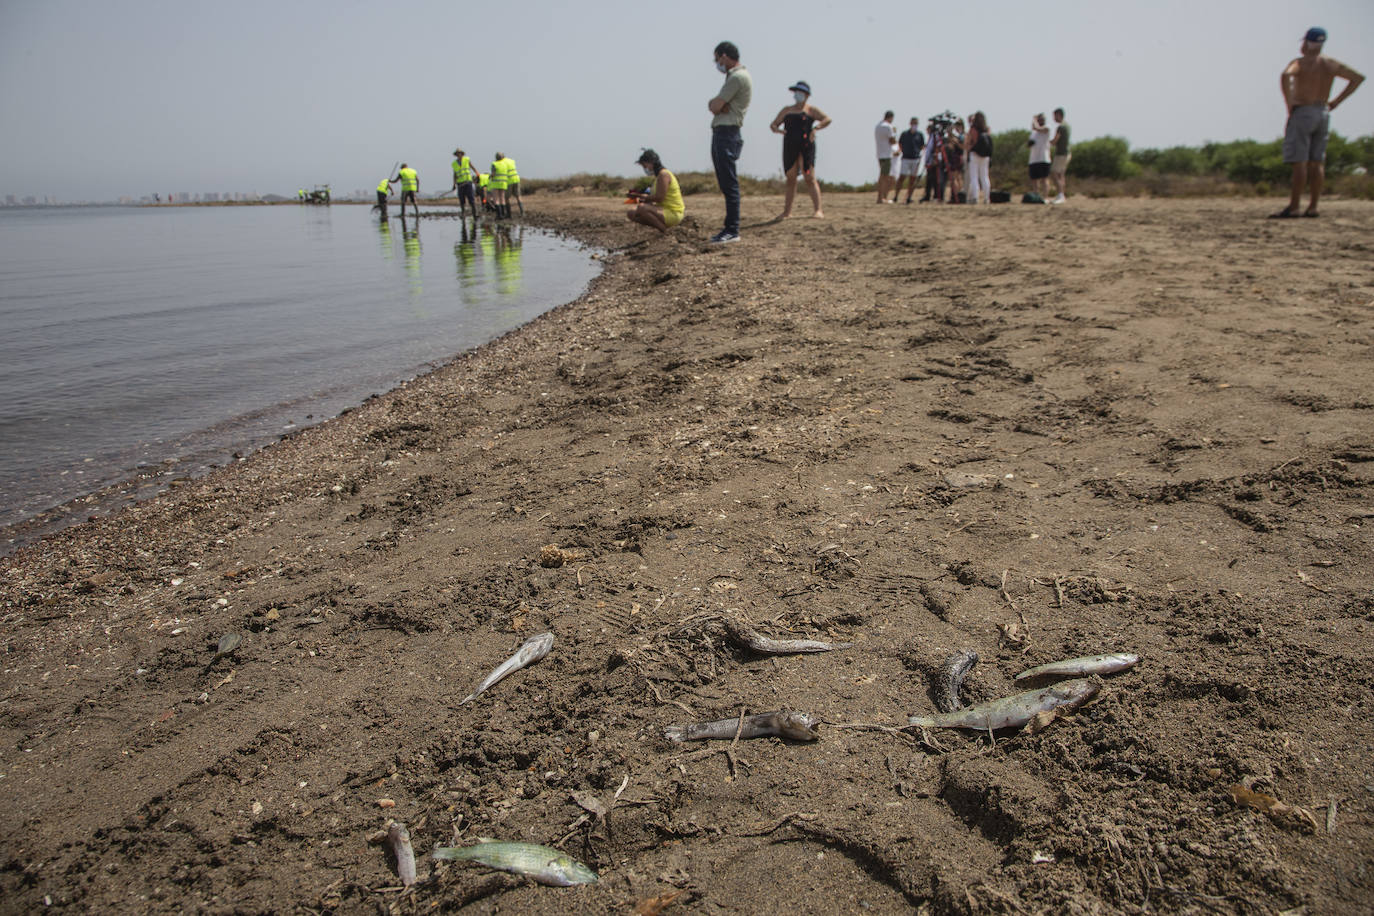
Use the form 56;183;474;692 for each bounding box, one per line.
769;80;832;218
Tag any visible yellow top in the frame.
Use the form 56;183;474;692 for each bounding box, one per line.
377;178;391;194
451;156;474;182
659;169;684;218
504;158;519;183
398;167;418;192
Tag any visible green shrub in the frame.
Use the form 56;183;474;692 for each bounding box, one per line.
1217;140;1287;184
990;129;1030;182
1155;146;1205;175
1071;136;1135;179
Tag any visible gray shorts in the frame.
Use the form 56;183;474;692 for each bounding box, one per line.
1283;104;1329;163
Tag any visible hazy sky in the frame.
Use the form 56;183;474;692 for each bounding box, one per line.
2;0;1371;201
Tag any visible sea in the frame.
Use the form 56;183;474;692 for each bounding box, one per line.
0;204;602;543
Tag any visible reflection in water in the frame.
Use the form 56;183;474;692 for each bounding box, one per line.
377;218;393;260
301;204;334;242
400;216;422;297
493;225;523;296
454;219;480;286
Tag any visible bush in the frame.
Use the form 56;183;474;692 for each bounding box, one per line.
990;129;1030;183
1216;140;1287;184
1071;136;1137;179
1155;146;1205;175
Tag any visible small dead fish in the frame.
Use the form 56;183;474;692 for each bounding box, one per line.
937;649;979;713
461;632;554;705
209;632;241;665
664;709;820;743
387;820;416;886
1014;653;1139;683
432;839;598;886
723;618;853;654
908;679;1099;731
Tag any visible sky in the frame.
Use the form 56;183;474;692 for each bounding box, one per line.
2;0;1371;202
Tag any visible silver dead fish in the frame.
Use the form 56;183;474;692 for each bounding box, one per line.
461;632;554;705
664;709;820;743
908;678;1100;731
723;618;853;654
937;649;979;713
432;840;598;886
387;820;416;887
210;632;242;664
1013;653;1140;683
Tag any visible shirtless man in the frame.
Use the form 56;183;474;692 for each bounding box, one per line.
1273;27;1364;218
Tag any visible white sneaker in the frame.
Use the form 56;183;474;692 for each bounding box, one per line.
1052;194;1066;205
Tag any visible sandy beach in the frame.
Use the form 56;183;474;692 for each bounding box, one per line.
2;193;1372;913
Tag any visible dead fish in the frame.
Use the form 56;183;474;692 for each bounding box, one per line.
387;820;416;886
937;650;979;713
664;709;820;743
722;618;853;654
432;839;598;886
209;632;241;665
461;632;554;705
908;679;1099;731
1013;653;1139;683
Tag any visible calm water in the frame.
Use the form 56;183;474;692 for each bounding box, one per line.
0;205;601;533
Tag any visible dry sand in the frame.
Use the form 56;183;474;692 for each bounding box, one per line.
2;194;1372;914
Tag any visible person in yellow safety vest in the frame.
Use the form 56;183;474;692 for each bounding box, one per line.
376;176;394;219
488;154;509;218
298;189;306;203
503;155;523;217
450;148;480;220
396;163;419;219
478;172;491;211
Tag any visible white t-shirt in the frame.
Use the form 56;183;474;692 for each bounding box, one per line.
875;120;897;158
1029;125;1053;164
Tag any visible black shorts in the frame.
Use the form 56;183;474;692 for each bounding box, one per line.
376;191;388;206
1029;162;1051;180
456;181;476;205
401;190;417;202
783;138;815;173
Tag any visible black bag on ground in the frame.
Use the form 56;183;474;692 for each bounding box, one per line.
990;190;1011;203
1021;192;1045;204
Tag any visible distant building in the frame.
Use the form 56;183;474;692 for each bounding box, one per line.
4;195;15;206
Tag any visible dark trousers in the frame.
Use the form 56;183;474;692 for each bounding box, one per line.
711;126;743;233
922;165;945;202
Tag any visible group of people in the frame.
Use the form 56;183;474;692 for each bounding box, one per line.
375;151;524;221
874;108;1071;206
387;27;1362;240
631;42;837;239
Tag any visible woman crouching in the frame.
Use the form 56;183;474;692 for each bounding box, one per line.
627;148;685;233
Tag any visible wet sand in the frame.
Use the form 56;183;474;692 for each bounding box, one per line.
2;194;1372;913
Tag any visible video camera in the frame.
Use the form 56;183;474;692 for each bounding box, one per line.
927;110;957;134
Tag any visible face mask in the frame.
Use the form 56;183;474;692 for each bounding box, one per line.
716;61;728;74
643;166;654;176
793;92;807;104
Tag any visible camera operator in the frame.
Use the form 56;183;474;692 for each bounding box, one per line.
920;111;955;202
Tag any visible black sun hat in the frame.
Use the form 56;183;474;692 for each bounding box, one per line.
788;80;811;95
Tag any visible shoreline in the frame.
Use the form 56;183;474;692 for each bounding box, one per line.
0;215;605;555
2;194;1371;913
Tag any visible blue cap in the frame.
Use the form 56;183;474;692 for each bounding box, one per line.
1305;27;1326;43
788;81;811;96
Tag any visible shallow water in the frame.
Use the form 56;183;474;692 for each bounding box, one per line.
0;205;601;532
